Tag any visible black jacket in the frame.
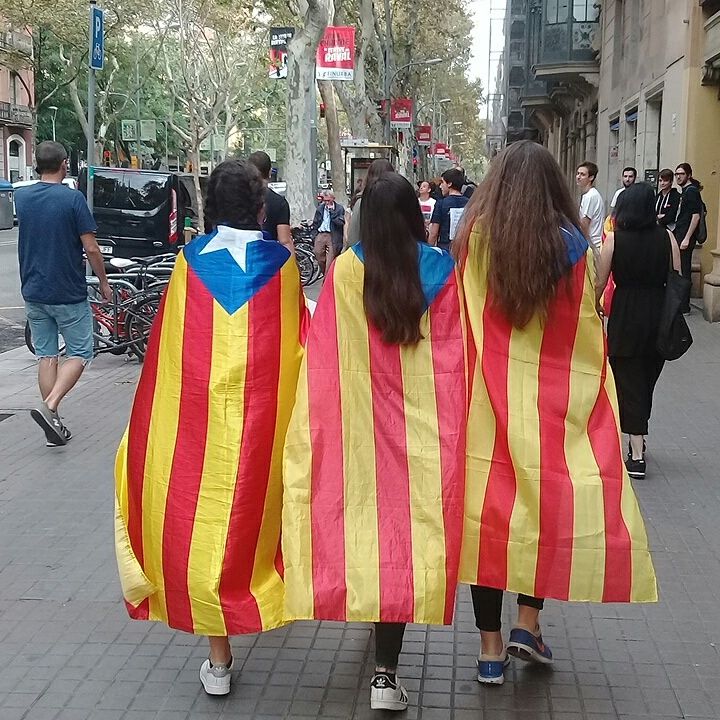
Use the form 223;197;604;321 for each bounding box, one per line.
655;188;680;228
312;201;345;250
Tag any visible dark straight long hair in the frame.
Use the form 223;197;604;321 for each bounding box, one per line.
614;182;657;231
359;173;426;345
454;140;581;328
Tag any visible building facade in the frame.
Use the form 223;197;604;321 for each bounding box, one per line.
0;22;34;182
500;0;601;182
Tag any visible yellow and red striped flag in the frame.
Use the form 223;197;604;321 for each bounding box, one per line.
115;226;305;636
283;243;467;626
459;225;657;603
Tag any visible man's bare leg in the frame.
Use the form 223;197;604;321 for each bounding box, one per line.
44;358;86;413
38;357;59;400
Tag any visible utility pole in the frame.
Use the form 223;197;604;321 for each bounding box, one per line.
87;0;103;216
135;41;141;168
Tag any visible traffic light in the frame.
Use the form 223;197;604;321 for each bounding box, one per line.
319;102;326;119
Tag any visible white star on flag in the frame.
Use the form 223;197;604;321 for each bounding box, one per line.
198;226;264;271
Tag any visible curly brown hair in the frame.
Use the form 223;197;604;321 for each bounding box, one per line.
204;159;265;233
454;141;581;328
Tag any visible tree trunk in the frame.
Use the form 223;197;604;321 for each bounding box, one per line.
318;81;347;206
191;143;204;232
284;0;329;223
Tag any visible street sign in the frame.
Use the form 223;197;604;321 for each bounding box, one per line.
140;120;157;141
89;6;104;70
121;119;137;141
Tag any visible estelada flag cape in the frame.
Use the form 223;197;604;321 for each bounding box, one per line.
283;243;467;626
115;226;305;636
459;225;657;603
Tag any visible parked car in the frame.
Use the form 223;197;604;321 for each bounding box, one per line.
12;178;77;222
78;168;204;258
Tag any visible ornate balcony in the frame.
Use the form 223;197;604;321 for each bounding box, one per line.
530;0;600;82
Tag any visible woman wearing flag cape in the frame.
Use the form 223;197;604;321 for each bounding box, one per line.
114;160;305;696
282;173;467;711
456;141;657;685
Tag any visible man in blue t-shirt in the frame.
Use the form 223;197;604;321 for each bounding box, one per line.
15;141;112;447
428;168;470;250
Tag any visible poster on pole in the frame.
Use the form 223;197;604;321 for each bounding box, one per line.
269;27;294;79
316;26;355;81
390;98;413;129
140;120;157;141
121;119;137;142
416;124;432;146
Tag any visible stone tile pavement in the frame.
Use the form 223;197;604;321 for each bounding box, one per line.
1;309;720;720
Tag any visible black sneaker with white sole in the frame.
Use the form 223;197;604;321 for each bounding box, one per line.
625;455;646;479
370;672;409;711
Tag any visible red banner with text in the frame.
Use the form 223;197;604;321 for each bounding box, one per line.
390;98;413;129
416;125;432;146
316;26;355;81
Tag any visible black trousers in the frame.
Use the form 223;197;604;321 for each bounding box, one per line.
610;354;665;436
679;239;696;313
374;588;545;667
470;586;544;632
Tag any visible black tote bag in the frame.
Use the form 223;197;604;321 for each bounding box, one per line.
657;270;693;360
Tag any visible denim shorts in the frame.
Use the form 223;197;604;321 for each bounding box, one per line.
25;300;94;360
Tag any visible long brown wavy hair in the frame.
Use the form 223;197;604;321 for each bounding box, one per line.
360;173;426;345
454;140;581;328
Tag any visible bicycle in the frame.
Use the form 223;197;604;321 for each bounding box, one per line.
25;277;164;362
293;221;323;287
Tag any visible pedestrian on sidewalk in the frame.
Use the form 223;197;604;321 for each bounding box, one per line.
610;166;637;209
15;141;112;447
576;160;605;253
596;182;681;479
248;150;294;256
114;159;305;697
417;179;437;231
345;159;394;249
455;141;657;687
312;189;345;273
428;167;469;250
655;168;680;230
673;163;704;314
283;173;466;712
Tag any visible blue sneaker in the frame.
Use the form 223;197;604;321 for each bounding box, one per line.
507;627;553;665
476;654;511;685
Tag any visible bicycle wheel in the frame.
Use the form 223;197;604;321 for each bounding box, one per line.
25;320;67;357
296;246;320;287
126;294;162;361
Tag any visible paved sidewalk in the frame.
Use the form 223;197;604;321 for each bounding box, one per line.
1;311;720;720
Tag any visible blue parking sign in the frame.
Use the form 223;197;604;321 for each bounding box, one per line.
90;6;104;70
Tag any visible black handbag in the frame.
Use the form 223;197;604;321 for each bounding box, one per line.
656;270;693;360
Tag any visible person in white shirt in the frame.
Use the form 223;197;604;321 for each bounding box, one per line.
576;161;605;252
417;180;437;228
610;166;637;208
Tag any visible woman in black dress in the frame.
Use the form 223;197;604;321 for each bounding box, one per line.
596;183;680;479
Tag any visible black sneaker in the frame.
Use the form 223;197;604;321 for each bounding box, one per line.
625;455;646;479
370;672;408;711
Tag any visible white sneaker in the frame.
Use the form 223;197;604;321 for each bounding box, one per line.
370;672;409;711
199;657;233;695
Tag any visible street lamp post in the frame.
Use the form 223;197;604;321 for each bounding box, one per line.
384;58;443;145
48;106;58;142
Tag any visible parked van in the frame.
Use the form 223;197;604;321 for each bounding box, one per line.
79;168;203;258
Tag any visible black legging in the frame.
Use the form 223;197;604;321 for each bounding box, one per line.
471;586;544;632
679;238;696;313
374;587;545;668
